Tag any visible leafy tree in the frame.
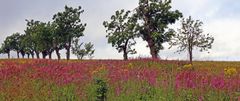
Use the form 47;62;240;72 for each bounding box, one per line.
8;33;22;58
0;43;10;58
103;9;138;60
135;0;182;59
1;36;13;58
21;34;35;59
44;22;55;59
169;16;214;64
53;5;86;60
25;19;42;58
72;39;95;60
35;21;54;59
84;42;95;59
51;22;64;60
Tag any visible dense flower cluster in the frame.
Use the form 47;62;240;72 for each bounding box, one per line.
224;67;237;77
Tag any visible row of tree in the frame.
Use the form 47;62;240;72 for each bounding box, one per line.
0;6;94;60
103;0;214;63
0;0;214;63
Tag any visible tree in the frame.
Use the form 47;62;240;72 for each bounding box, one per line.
51;22;63;60
8;33;22;58
25;19;42;59
72;39;95;60
169;16;214;64
103;9;138;60
21;34;35;59
34;21;54;59
1;36;12;58
135;0;182;59
53;5;86;60
84;42;95;59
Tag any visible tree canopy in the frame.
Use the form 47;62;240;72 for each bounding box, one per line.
53;5;86;60
103;9;138;60
135;0;182;59
170;16;214;64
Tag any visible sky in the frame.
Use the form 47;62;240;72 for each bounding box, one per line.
0;0;240;61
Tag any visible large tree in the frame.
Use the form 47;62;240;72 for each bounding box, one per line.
169;16;214;64
53;5;86;60
103;9;138;60
135;0;182;59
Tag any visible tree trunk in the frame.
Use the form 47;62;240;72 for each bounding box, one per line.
49;52;52;59
35;51;40;59
42;53;45;59
27;53;30;59
66;47;70;60
17;51;20;59
66;41;71;60
123;50;128;60
31;53;34;59
123;40;129;60
188;47;193;64
188;41;193;64
7;52;10;59
20;50;25;58
55;49;61;60
147;38;158;59
21;53;25;58
42;51;47;59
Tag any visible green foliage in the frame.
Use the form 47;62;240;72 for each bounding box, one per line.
135;0;182;58
72;39;95;60
25;19;43;58
95;78;108;101
169;16;214;63
103;9;138;60
0;33;21;58
53;5;86;60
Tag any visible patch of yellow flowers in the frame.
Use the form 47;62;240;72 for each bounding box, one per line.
224;67;237;77
127;63;134;69
183;64;193;70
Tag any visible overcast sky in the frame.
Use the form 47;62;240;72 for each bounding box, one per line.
0;0;240;61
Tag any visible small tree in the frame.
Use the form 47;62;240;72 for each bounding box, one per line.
72;39;95;60
103;9;138;60
169;16;214;64
1;36;12;58
84;42;95;59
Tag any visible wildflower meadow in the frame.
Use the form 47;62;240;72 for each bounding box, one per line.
0;59;239;101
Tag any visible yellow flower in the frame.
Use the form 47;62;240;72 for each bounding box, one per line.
224;67;237;77
183;64;193;70
127;63;134;69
